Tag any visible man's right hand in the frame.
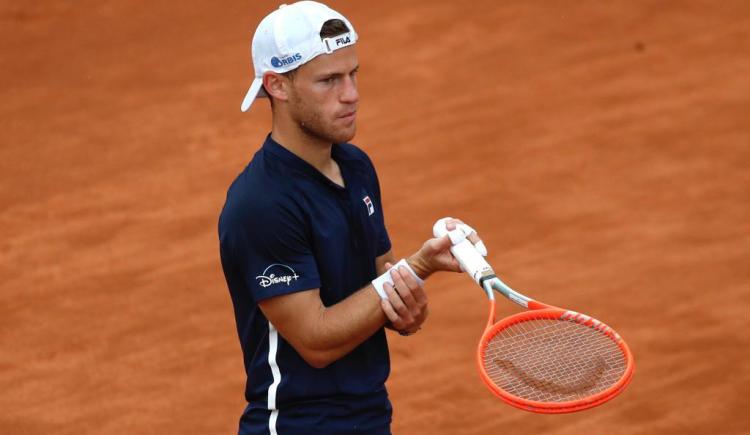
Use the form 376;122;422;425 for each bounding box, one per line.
379;262;428;335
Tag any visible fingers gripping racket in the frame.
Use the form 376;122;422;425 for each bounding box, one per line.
434;218;634;413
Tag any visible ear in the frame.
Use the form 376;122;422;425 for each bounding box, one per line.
263;72;291;102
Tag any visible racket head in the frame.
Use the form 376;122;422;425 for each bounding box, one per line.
477;306;634;413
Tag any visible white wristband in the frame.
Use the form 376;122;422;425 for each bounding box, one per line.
371;258;425;300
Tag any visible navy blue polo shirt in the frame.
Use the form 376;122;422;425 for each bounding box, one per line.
219;134;393;435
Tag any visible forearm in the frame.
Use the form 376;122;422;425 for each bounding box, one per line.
377;243;434;281
263;247;439;368
306;284;387;366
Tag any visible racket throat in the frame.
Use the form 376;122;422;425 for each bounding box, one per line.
480;273;497;300
482;275;532;308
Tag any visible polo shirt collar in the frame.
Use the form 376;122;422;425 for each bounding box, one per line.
262;134;350;189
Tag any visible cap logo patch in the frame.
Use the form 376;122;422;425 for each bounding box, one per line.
322;32;355;54
334;35;351;47
271;53;302;68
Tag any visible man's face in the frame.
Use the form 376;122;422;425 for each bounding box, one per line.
285;45;359;144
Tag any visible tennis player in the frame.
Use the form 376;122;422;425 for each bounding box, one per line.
219;2;484;434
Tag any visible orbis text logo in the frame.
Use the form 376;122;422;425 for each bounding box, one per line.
271;53;302;68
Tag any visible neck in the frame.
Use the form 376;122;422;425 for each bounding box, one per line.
271;112;345;187
271;115;333;173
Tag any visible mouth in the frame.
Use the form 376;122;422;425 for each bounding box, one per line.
338;110;357;122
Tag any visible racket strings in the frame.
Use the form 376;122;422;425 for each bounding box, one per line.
483;317;627;404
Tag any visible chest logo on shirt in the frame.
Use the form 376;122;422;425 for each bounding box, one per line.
362;195;375;216
256;264;300;288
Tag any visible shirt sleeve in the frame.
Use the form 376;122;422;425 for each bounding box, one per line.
222;200;321;303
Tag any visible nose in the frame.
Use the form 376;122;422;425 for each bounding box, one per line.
340;75;359;104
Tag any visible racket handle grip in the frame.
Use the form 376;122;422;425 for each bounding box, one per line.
433;218;494;285
452;240;494;285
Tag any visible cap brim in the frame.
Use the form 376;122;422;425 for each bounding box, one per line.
240;77;267;112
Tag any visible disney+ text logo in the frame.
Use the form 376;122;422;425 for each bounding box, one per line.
256;264;300;288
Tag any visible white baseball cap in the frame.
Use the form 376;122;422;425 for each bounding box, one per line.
240;1;359;112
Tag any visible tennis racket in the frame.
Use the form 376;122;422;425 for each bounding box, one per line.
434;218;635;413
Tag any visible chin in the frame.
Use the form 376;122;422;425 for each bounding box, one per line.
337;126;356;143
300;118;357;144
326;123;356;144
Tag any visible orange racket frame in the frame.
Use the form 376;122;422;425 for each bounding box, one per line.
476;278;635;413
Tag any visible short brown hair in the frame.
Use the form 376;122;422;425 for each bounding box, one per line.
319;19;349;39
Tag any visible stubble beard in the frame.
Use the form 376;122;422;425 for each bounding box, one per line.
290;96;356;145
